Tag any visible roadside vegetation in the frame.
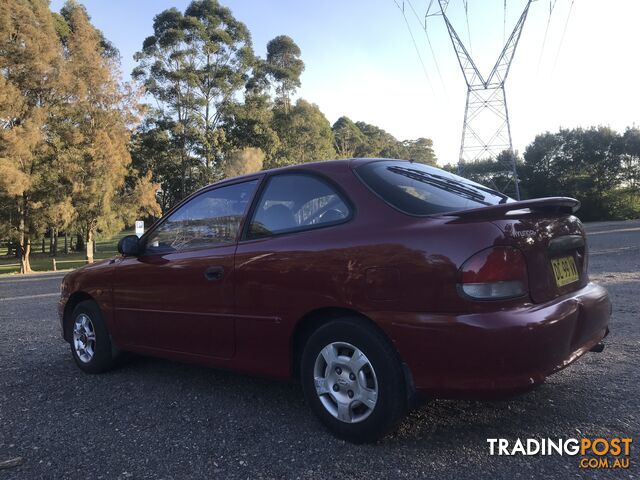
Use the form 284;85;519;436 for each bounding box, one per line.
1;0;638;274
0;230;130;275
446;127;640;222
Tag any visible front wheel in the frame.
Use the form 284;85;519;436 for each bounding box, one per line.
69;300;117;374
300;317;407;443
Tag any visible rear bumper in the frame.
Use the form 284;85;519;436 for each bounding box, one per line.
376;282;611;399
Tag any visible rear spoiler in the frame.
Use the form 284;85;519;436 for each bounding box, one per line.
440;197;580;220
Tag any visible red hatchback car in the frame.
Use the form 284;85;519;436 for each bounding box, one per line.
59;159;611;442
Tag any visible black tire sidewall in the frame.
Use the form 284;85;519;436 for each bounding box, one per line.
301;317;406;443
69;300;114;374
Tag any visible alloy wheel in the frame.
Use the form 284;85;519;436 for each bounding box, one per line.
72;313;96;363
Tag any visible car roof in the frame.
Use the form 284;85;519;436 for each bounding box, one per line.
210;158;415;187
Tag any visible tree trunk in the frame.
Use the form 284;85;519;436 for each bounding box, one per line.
76;233;84;252
205;97;210;175
85;229;94;264
51;227;58;256
42;236;45;253
64;231;69;254
181;151;187;199
18;196;32;274
20;240;31;274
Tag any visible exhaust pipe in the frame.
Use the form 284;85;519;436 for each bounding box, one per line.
590;342;605;353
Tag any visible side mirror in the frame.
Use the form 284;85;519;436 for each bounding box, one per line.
117;234;141;256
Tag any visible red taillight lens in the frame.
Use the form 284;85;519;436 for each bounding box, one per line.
458;246;528;300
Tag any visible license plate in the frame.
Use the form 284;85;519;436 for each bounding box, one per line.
550;256;579;287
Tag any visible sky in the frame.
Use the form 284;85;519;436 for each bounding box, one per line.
50;0;640;165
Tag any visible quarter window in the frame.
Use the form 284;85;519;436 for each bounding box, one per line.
145;180;258;253
248;174;350;238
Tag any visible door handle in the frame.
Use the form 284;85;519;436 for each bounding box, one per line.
204;266;224;281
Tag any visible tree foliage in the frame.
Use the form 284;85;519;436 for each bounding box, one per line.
131;2;436;209
332;117;436;165
0;0;66;272
57;2;159;263
521;127;640;221
0;0;159;271
449;127;640;220
265;35;304;111
445;150;522;199
225;147;264;178
223;92;280;163
270;99;335;168
132;0;254;191
130;115;195;214
333;116;365;158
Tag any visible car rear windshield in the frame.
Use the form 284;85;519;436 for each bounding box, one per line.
355;160;510;216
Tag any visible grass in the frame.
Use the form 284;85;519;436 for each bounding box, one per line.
0;230;132;275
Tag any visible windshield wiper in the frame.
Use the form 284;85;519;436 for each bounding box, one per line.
387;166;488;203
469;184;510;204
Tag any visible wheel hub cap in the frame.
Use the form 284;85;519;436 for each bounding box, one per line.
72;313;96;363
313;341;378;424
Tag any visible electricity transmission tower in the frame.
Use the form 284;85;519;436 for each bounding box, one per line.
437;0;533;200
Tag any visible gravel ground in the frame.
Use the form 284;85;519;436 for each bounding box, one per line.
0;220;638;479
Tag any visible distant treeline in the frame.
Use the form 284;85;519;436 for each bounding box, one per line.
445;126;640;222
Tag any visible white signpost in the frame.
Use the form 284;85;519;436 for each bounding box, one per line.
135;220;144;238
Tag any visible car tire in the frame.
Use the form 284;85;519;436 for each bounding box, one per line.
300;316;407;443
69;300;117;374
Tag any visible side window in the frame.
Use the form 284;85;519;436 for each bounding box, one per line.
145;180;258;253
248;174;351;239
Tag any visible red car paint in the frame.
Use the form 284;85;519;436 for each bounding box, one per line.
59;158;610;398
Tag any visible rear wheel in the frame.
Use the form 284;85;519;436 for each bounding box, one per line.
69;300;117;374
300;317;407;443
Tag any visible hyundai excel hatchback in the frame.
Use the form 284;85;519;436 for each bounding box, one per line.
59;159;611;442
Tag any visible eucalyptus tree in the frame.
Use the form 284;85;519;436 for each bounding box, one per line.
522;127;624;221
134;0;255;194
265;35;305;112
620;127;640;192
332;117;365;159
223;85;280;166
133;7;200;199
271;99;335;168
401;138;437;165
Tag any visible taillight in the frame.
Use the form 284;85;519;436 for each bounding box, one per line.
458;246;528;300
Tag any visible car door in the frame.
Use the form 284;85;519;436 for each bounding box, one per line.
113;178;260;359
233;172;353;375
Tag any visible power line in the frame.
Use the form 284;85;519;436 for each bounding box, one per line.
536;0;558;74
405;0;447;93
463;0;473;56
503;0;507;44
393;0;436;95
552;0;575;74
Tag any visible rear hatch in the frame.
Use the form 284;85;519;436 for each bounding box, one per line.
446;198;589;303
